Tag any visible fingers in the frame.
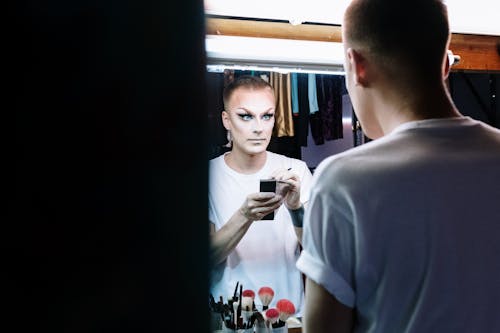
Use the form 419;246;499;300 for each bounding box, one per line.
242;193;283;221
268;170;302;210
270;169;300;196
278;179;298;190
249;192;283;205
277;178;300;198
252;192;278;200
270;168;298;182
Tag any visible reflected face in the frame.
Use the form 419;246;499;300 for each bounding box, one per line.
222;86;276;156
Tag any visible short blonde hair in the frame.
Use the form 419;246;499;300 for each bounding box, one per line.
222;75;274;111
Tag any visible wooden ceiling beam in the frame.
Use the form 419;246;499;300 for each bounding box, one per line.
206;18;500;72
206;18;342;42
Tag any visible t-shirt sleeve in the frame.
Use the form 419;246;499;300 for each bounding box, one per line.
208;195;217;227
296;166;357;308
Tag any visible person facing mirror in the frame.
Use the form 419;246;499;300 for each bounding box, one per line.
208;75;313;317
296;0;500;332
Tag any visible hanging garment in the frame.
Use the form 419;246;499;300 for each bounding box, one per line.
308;73;319;114
309;111;325;145
270;72;294;137
316;74;344;141
291;73;299;116
295;73;310;147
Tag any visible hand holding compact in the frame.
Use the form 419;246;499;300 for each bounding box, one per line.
239;191;283;221
270;168;302;210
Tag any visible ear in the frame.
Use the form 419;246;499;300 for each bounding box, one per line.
346;48;369;86
221;110;231;130
444;50;452;79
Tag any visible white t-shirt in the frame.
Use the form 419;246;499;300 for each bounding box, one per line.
297;117;500;332
209;151;313;315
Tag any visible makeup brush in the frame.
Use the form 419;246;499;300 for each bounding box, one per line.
233;300;239;328
258;286;275;310
241;305;253;328
233;281;240;301
276;299;296;326
250;309;265;327
237;284;243;322
242;289;255;311
264;308;280;329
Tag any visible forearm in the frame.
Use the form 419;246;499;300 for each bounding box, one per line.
288;202;306;244
303;278;354;333
209;210;253;265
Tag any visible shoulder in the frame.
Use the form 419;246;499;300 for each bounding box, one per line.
267;151;308;167
267;151;311;176
209;153;225;166
474;118;500;138
209;154;227;177
311;141;386;191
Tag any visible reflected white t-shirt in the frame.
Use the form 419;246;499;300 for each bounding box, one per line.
209;151;312;316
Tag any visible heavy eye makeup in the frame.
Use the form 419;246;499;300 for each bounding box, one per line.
261;113;274;120
237;113;275;121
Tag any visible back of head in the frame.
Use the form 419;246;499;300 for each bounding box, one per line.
343;0;450;84
222;75;274;110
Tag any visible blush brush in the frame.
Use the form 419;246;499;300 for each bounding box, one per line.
242;289;255;311
276;298;296;327
258;286;275;311
241;289;255;328
264;308;279;329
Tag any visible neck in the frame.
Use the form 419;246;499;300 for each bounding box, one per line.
378;82;461;136
224;149;267;174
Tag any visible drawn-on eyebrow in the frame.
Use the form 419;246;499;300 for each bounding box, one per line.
233;107;275;114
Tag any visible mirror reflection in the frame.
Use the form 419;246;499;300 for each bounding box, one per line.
206;69;356;331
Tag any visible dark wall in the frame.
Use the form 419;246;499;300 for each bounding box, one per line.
449;72;499;129
11;1;208;332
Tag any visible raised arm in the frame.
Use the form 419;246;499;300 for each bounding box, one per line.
209;191;283;264
272;167;310;244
